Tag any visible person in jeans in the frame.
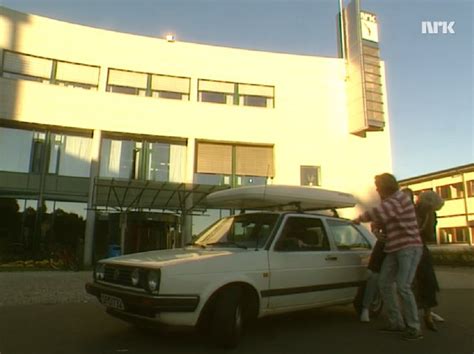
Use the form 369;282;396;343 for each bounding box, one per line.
353;173;423;340
359;222;386;322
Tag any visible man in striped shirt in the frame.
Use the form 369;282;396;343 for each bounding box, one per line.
354;173;423;340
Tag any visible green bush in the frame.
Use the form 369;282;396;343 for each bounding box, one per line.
430;248;474;267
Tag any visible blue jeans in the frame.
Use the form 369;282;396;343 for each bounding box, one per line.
378;246;423;331
362;271;379;309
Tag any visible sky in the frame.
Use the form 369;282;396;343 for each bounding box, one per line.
0;0;473;180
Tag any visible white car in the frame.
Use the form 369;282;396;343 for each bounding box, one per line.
86;209;377;348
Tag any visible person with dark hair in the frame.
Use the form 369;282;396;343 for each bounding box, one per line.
353;173;424;340
414;190;444;331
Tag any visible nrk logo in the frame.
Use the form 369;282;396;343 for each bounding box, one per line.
422;21;455;34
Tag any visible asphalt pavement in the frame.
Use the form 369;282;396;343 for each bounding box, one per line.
0;290;472;354
0;267;472;354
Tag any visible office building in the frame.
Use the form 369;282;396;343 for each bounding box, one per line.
0;1;392;265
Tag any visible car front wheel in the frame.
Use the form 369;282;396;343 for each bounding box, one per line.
211;285;244;348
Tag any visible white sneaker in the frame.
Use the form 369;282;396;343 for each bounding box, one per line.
360;308;370;322
431;312;445;322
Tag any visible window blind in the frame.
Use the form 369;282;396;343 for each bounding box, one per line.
56;61;100;85
196;142;232;174
236;145;274;177
238;84;274;97
199;80;235;94
108;69;147;88
151;75;190;93
3;51;52;79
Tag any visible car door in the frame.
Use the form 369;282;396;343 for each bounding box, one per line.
323;218;372;300
265;215;345;311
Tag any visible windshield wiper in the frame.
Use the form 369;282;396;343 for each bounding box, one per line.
205;241;248;249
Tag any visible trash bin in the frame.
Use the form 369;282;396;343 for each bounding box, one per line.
107;244;122;258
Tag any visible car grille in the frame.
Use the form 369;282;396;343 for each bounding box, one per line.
103;266;134;287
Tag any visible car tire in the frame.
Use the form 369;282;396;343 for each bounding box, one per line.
353;283;383;318
211;285;244;348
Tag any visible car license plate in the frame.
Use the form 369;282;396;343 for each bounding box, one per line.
100;293;125;310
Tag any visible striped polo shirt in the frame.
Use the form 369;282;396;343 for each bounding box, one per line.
359;190;422;253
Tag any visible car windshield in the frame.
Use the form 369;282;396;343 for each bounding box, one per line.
193;213;280;249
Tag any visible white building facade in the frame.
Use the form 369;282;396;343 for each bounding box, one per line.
0;5;392;265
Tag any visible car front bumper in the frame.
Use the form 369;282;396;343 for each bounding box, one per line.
85;282;200;315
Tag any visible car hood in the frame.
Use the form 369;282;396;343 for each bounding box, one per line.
101;247;243;268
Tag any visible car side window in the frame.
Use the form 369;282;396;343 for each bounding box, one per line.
228;217;277;248
327;220;371;251
275;216;330;252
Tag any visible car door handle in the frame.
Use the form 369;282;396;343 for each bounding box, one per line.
325;255;338;261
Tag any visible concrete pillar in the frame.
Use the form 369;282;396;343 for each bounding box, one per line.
119;212;127;252
98;65;108;92
83;129;102;267
182;192;193;247
180;137;196;246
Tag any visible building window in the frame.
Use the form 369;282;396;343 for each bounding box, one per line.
48;134;92;177
48;134;62;174
154;91;184;100
436;183;464;200
147;143;170;182
194;173;231;186
243;95;267;107
99;139;136;179
300;166;321;186
2;51;52;83
2;71;44;83
439;227;469;244
452;182;465;199
467;180;474;197
108;85;142;96
236;176;268;186
436;185;451;200
107;69;148;96
200;91;228;104
30;132;47;174
107;69;190;99
0;126;92;176
54;60;100;89
1;50;99;89
198;79;274;108
195;141;274;187
238;83;274;108
235;145;274;178
151;74;190;100
0;127;34;172
99;136;186;182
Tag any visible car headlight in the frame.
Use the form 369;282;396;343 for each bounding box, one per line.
145;269;161;293
95;263;105;281
131;268;140;287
